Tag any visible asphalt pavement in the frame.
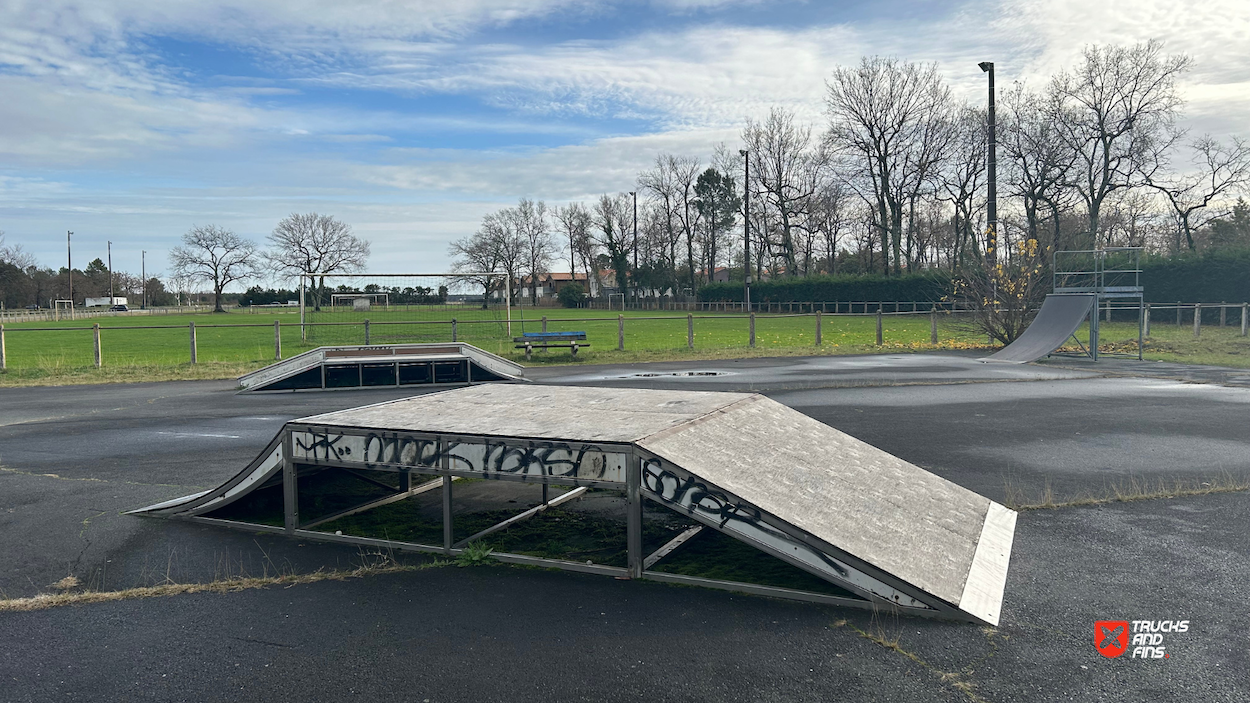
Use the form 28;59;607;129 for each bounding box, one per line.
1;352;1248;702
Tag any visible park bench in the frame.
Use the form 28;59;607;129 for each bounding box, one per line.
513;331;590;360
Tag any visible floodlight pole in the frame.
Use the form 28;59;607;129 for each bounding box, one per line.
141;250;146;309
631;190;638;305
108;240;114;302
66;231;73;306
740;149;751;311
979;61;997;261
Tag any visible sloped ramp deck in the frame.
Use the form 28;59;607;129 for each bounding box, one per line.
237;342;526;392
132;385;1016;625
983;294;1096;364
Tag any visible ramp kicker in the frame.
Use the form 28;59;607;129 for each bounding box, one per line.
237;342;527;392
983;293;1096;364
132;385;1016;625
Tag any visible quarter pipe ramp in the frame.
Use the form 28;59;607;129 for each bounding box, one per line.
983;293;1095;364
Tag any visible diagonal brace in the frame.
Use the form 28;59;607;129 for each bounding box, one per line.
643;525;703;570
301;475;452;530
452;486;587;549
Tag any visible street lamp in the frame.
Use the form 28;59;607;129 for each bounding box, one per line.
979;61;997;261
739;149;751;311
630;191;637;304
66;231;73;305
141;250;147;309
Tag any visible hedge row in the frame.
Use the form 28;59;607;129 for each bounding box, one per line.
1142;249;1250;303
698;271;954;303
695;249;1250;304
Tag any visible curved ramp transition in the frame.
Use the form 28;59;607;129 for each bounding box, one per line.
983;294;1095;364
132;385;1016;625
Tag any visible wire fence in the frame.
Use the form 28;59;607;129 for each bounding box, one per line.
0;301;1245;372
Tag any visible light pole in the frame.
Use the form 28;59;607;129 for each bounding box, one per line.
979;61;997;261
739;149;751;311
107;240;114;302
141;250;147;309
630;190;637;304
66;231;73;305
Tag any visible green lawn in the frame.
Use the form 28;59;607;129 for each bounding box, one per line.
1;306;1246;386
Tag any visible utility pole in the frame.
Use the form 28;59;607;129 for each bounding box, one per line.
979;61;997;261
108;240;114;302
141;250;147;309
739;149;751;311
630;191;637;305
67;231;73;305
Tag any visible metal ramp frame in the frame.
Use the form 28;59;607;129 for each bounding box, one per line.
1051;247;1144;361
131;385;1016;625
237;342;527;392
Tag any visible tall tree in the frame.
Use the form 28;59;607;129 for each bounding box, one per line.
508;198;552;305
448;229;505;307
593;194;633;296
169;225;258;312
826;57;953;274
1051;40;1191;246
694;168;740;282
266;213;370;310
1000;84;1077;253
743;108;826;275
1147;136;1250;251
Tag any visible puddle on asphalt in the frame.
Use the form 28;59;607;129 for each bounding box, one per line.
617;371;735;379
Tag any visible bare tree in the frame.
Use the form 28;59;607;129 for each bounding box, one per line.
505;198;552;305
1051;40;1191;246
593;194;633;296
266;213;370;310
826;57;953;275
1147;136;1250;251
169;225;258;312
639;156;685;292
939;106;989;268
1000;84;1077;253
0;231;37;271
448;229;505;308
554;203;594;280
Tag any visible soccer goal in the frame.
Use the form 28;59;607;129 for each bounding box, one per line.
54;299;74;321
299;273;512;346
608;292;625;311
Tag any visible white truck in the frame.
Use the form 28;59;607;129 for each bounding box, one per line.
85;297;128;307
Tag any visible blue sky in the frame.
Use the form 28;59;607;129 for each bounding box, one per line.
1;0;1247;281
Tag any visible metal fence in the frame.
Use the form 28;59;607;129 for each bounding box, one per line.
1;301;1245;372
0;305;209;323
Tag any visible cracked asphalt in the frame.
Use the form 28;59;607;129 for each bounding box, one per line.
1;353;1248;702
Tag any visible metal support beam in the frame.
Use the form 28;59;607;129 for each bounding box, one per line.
626;455;643;579
282;432;298;532
300;476;450;530
441;439;453;554
643;525;703;570
452;486;587;548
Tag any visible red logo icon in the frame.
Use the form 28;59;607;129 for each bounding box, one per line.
1095;620;1129;658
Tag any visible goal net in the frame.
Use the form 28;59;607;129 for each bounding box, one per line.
54;299;75;321
300;273;512;348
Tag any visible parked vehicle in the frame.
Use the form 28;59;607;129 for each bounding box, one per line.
110;304;129;312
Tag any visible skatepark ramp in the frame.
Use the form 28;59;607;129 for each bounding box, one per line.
983;294;1095;364
237;342;526;392
131;385;1016;625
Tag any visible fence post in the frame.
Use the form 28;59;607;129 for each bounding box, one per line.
1193;304;1201;338
618;314;624;351
687;313;694;349
189;322;197;364
930;306;938;345
1242;303;1248;337
1143;303;1151;338
274;320;282;360
364;319;371;345
451;318;458;342
0;324;5;372
542;316;548;333
749;313;756;348
876;309;883;346
1176;302;1182;326
94;324;102;368
1220;302;1227;327
815;310;822;346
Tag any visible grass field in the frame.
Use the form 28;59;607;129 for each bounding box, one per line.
0;305;1247;386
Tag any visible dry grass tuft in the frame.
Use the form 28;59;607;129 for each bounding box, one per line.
0;559;441;614
1003;472;1250;511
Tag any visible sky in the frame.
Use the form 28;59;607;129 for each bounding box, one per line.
1;0;1248;281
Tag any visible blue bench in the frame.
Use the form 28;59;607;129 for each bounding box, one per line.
513;331;589;360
